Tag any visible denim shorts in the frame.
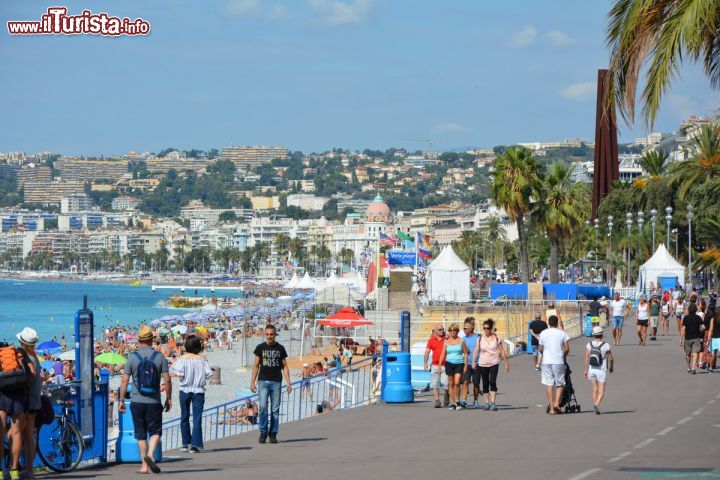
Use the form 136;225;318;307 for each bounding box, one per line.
611;316;624;328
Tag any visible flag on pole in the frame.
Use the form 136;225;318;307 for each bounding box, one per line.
379;233;396;246
418;248;432;260
397;228;413;242
424;234;432;245
415;231;425;245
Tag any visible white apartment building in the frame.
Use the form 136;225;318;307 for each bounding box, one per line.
61;193;94;214
111;196;142;211
286;194;330;212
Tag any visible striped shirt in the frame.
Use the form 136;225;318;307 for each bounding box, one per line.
170;356;213;393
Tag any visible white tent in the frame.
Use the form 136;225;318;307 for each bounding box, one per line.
315;284;364;305
427;245;471;303
325;272;339;287
297;273;316;290
637;243;685;293
284;273;299;289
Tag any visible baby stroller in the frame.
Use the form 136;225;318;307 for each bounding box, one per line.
546;363;581;414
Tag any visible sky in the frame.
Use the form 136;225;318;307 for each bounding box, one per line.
2;0;719;156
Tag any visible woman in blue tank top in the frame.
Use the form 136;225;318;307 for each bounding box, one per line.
439;323;468;410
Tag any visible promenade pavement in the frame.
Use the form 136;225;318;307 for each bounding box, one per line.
52;327;720;480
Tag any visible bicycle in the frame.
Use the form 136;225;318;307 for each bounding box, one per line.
34;385;84;473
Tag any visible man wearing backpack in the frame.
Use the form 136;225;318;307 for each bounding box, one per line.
119;326;171;474
584;326;613;415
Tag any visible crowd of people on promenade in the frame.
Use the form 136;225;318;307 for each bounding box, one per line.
423;285;719;416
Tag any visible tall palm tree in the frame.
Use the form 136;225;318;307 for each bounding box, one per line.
274;233;291;260
288;237;306;264
669;124;720;199
637;150;669;179
491;146;543;282
607;0;720;127
534;163;586;283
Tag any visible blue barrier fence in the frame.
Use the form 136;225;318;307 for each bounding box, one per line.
108;356;377;457
490;284;528;300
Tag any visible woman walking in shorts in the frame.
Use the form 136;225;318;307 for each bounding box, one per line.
675;298;685;333
636;295;650;345
472;319;510;411
439;323;468;410
661;297;671;336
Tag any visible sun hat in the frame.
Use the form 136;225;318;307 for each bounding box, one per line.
16;327;39;346
591;326;603;336
137;325;155;342
303;363;309;367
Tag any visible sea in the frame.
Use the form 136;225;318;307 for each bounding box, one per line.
0;279;211;344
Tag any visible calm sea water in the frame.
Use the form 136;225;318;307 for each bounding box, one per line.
0;279;210;343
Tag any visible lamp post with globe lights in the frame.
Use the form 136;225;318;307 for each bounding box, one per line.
665;206;673;250
626;212;633;287
650;209;657;250
607;216;614;285
687;205;694;285
593;218;600;271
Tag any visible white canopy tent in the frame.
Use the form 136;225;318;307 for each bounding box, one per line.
297;273;316;290
637;243;685;293
284;273;299;289
427;245;471;303
315;284;365;305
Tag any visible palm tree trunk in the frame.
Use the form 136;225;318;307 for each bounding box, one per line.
516;214;530;282
550;237;559;283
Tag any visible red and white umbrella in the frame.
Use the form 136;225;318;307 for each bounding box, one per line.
317;307;374;328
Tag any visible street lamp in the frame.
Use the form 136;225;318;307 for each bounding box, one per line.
687;204;694;286
672;228;678;258
626;212;633;287
593;218;599;270
607;215;614;284
650;209;658;250
665;206;673;249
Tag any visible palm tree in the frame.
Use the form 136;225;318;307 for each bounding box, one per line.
534;163;586;283
288;237;306;264
607;0;720;127
669;124;720;200
214;247;240;273
274;233;291;260
697;213;720;283
491;146;543;282
253;242;271;270
637;150;669;179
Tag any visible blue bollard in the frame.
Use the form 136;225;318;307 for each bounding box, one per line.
585;313;593;337
116;399;162;463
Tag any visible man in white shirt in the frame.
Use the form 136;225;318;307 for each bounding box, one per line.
609;292;629;346
584;326;613;415
538;315;570;415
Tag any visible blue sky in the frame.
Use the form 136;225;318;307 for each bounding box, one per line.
2;0;719;156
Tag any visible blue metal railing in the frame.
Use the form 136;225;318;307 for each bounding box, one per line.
108;356;376;456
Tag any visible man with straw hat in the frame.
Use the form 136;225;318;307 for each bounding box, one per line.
119;326;171;474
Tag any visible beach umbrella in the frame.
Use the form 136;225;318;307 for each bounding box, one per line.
40;360;54;371
318;307;374;328
158;327;171;334
57;350;76;361
37;341;62;352
172;325;188;334
95;352;127;365
195;326;207;334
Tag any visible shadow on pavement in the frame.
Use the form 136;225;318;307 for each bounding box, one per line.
208;446;253;453
279;437;328;443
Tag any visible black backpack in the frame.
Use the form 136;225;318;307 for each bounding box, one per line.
588;341;605;368
133;351;161;395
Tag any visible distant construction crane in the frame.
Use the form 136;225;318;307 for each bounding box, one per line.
402;138;441;158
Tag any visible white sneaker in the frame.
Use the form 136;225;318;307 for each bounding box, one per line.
180;445;189;453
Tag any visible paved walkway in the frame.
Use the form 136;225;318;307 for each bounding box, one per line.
51;328;720;480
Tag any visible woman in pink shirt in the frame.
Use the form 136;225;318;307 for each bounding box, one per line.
472;319;510;411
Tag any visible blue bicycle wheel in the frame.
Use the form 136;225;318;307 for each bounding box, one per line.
36;417;84;472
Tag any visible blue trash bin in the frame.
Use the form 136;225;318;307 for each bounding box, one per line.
382;352;414;403
116;399;162;463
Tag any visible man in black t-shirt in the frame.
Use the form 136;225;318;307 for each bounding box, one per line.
680;303;705;374
588;297;602;325
528;312;548;371
250;325;291;444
